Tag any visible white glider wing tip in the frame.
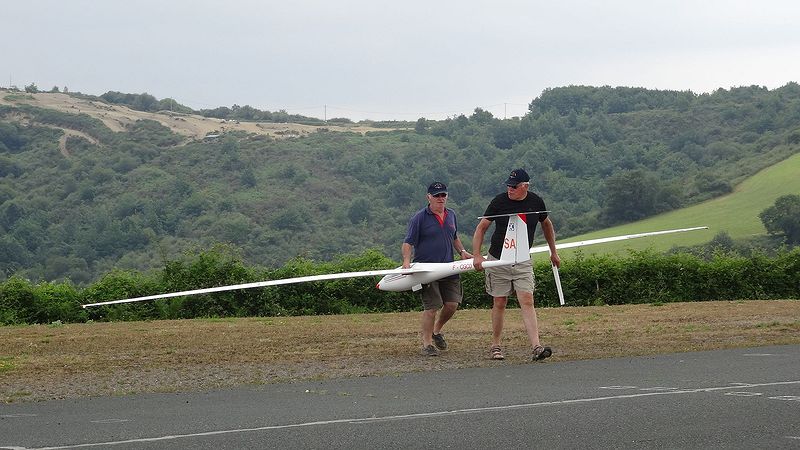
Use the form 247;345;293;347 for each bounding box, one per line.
530;226;709;254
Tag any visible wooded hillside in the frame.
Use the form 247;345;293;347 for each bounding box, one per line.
1;84;799;283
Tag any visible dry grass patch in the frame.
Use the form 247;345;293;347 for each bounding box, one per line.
1;300;798;402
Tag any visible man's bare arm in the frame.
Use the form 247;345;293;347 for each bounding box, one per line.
471;218;492;271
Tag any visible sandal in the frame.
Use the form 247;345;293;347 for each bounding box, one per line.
532;345;552;361
490;345;505;360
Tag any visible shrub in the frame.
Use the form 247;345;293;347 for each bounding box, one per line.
1;248;798;324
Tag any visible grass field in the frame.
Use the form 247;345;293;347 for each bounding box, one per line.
550;151;800;257
1;300;798;403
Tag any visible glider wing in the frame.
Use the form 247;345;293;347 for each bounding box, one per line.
530;226;708;254
82;266;431;308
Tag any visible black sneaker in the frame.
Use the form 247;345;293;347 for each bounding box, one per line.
432;333;447;350
532;345;552;361
421;344;439;356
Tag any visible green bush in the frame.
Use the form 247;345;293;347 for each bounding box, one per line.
1;248;798;325
80;269;162;322
0;276;85;324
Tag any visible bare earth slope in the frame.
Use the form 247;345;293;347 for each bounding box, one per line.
1;300;798;403
0;90;401;143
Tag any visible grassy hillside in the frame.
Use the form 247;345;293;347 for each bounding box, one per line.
551;151;800;256
2;84;800;283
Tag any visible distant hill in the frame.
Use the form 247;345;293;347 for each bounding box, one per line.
0;90;404;143
1;84;799;283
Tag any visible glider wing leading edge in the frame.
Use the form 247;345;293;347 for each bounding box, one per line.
83;214;531;307
82;220;707;308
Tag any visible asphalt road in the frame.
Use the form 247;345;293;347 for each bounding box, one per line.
2;345;799;449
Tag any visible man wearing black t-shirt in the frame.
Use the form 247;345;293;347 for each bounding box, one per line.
472;169;560;362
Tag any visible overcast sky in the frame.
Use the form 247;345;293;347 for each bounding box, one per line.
3;0;800;121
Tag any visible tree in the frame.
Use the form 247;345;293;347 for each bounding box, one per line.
708;231;735;251
347;197;371;224
470;107;493;125
694;171;732;197
759;195;800;243
601;169;658;224
0;156;23;177
414;118;428;134
132;93;158;112
0;235;29;276
788;128;800;145
491;120;521;149
24;83;39;93
0;201;25;229
241;168;257;187
386;179;418;207
0;123;27;152
272;209;305;230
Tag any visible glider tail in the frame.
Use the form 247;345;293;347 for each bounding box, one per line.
498;214;530;265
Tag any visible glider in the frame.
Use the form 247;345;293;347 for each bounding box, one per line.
82;215;707;308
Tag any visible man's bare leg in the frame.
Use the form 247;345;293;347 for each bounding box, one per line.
491;296;508;346
421;308;437;347
516;290;542;348
434;302;457;335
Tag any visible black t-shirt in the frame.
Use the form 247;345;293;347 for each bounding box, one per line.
483;192;548;258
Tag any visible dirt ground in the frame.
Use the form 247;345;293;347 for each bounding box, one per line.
1;300;798;403
0;90;405;144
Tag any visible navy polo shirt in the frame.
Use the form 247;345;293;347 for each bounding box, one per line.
403;206;458;264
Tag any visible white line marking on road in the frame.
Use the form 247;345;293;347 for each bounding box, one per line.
89;419;130;424
0;414;37;418
725;392;763;397
598;386;637;390
743;353;776;357
769;395;800;401
14;380;800;449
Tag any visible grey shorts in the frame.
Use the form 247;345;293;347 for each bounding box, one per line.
484;256;535;298
421;277;463;310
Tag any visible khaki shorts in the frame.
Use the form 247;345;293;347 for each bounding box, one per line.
484;256;535;297
421;277;463;310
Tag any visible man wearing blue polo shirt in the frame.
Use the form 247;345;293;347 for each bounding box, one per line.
402;182;473;356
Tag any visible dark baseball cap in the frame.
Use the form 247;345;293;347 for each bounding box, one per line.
427;181;448;195
505;168;530;186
